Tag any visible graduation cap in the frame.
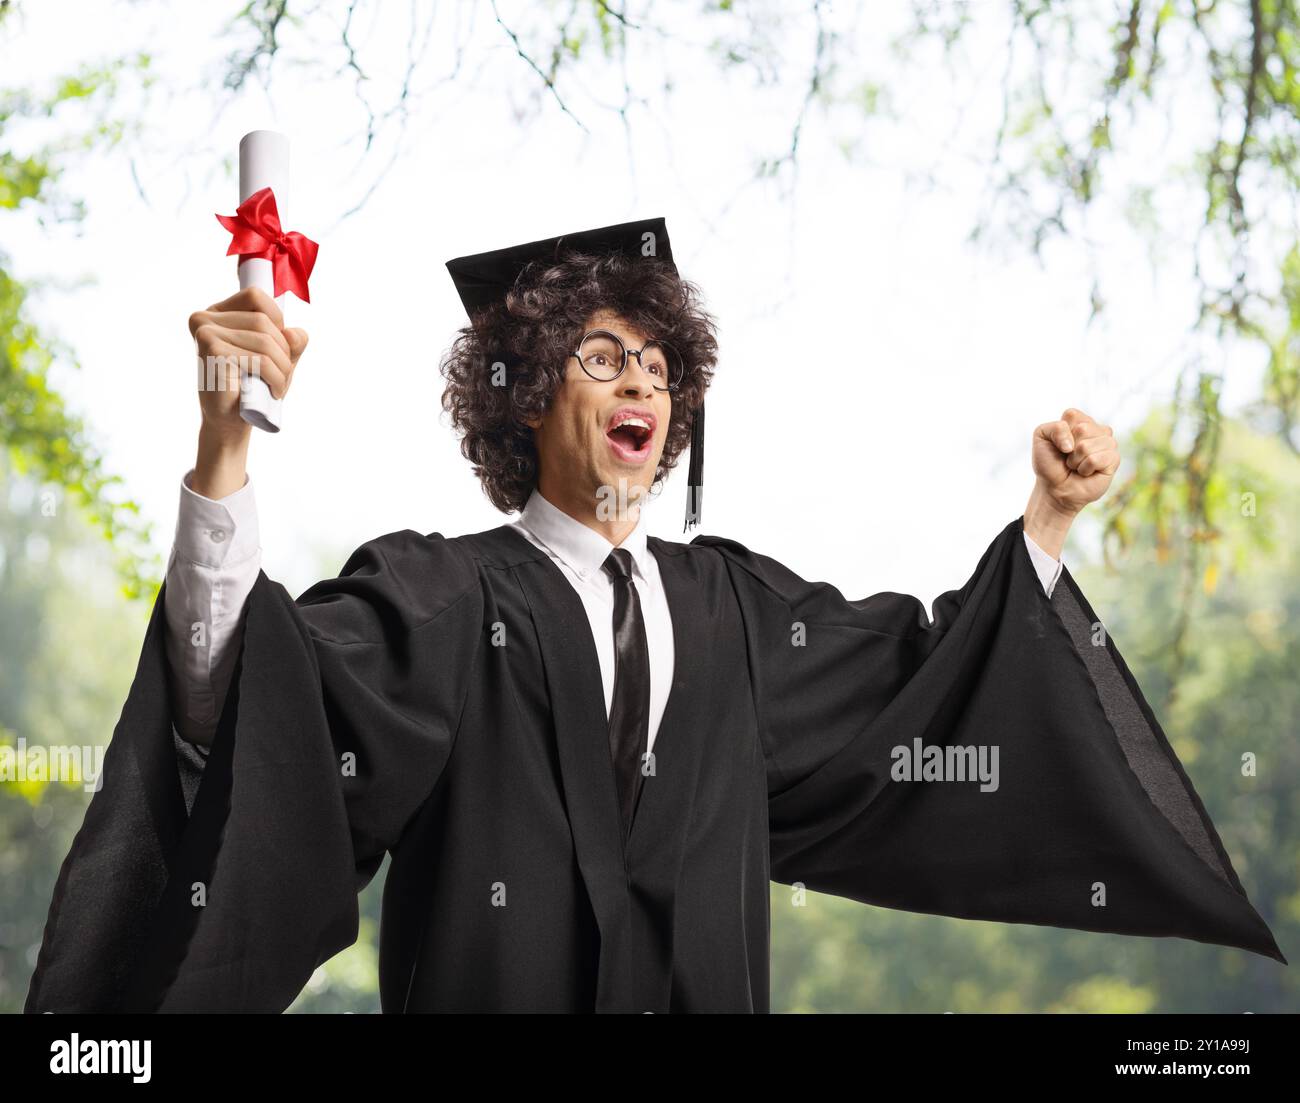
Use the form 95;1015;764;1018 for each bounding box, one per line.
445;217;705;532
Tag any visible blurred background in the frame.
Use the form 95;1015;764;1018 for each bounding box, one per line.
1;0;1296;1012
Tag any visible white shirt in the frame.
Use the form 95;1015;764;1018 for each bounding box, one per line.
164;470;262;748
163;470;1064;748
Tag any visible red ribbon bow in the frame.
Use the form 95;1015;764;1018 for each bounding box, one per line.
215;186;319;303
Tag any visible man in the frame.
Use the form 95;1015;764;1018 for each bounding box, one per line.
26;219;1283;1014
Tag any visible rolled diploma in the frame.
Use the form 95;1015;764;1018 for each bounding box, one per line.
237;130;289;432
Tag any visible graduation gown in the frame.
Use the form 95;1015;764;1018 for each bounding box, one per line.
25;515;1284;1013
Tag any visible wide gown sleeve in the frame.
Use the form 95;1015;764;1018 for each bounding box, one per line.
25;529;483;1012
691;516;1285;963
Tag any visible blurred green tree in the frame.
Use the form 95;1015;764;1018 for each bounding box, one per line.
0;454;149;1011
1;43;159;599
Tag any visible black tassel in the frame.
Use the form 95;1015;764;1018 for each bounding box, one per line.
683;400;705;533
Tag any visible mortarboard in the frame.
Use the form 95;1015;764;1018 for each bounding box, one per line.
445;218;705;532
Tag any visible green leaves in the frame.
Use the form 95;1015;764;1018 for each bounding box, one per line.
1;53;160;600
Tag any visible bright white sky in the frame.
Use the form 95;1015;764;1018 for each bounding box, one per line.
1;1;1268;603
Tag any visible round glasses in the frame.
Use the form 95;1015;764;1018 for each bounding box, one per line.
571;329;684;392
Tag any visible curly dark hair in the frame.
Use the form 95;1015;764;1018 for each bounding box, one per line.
439;247;717;515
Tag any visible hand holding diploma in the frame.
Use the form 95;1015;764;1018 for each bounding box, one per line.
215;130;319;432
188;287;309;498
190;130;315;499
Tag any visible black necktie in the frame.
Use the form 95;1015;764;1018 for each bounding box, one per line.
602;548;650;838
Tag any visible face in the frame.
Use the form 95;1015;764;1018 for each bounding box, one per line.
529;308;675;516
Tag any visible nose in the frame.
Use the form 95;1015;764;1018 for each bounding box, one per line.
619;353;656;396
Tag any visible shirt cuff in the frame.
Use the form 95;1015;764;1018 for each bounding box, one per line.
173;468;260;570
1022;531;1063;599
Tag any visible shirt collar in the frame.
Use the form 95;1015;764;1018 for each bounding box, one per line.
515;487;652;583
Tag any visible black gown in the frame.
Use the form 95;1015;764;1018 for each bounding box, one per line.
25;515;1285;1012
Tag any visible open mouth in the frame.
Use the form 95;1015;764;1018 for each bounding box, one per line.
605;408;656;462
